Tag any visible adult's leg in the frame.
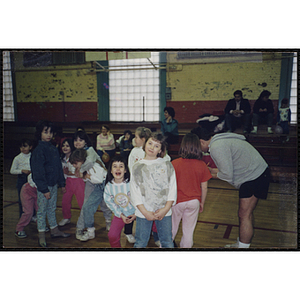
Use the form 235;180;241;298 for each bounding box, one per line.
238;195;259;244
225;114;233;131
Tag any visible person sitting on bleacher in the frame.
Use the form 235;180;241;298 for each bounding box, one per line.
224;90;251;134
251;90;274;134
161;107;179;144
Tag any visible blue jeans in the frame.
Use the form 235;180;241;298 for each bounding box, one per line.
134;216;174;248
37;185;58;232
82;182;111;228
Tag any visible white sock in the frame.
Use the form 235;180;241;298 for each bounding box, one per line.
238;240;250;248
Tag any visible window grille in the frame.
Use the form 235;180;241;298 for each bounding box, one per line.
109;52;160;122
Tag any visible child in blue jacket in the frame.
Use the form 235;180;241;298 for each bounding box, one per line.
30;120;70;247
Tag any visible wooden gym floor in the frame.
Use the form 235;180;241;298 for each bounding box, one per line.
2;165;297;250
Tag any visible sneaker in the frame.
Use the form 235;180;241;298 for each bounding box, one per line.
125;234;136;243
76;229;84;240
58;218;71;226
250;129;257;134
15;231;27;238
80;229;95;242
224;238;239;248
106;221;111;231
45;226;50;232
155;240;161;247
31;216;37;222
267;128;273;134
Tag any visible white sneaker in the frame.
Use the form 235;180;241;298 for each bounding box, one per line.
58;218;71;226
268;127;273;134
76;229;84;240
125;234;136;243
251;128;257;134
106;221;111;231
80;228;95;242
224;238;239;248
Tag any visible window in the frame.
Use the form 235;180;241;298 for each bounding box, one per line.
23;51;85;67
290;52;297;124
109;52;160;122
3;51;14;121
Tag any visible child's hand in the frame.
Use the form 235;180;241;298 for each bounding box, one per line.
63;167;69;175
154;207;169;220
44;192;51;200
144;211;157;221
126;214;136;223
75;168;81;178
199;202;204;213
61;187;66;194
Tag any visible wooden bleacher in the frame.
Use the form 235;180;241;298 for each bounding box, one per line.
3;121;297;182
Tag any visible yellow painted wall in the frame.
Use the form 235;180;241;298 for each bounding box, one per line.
13;53;97;103
166;52;282;101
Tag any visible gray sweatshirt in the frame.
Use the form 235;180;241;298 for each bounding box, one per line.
209;133;268;189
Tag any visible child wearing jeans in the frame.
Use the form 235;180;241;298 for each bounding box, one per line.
58;138;85;226
10;138;32;218
30;120;70;247
104;155;136;248
130;132;177;248
72;130;112;239
69;148;110;242
171;133;212;248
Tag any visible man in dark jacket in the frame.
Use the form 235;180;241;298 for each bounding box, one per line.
224;90;251;133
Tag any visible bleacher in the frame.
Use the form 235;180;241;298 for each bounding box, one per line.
3;121;297;182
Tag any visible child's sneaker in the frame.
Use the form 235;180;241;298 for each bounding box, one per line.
15;231;27;238
80;227;95;242
58;218;71;226
125;234;136;243
76;229;84;240
106;221;111;231
155;240;161;247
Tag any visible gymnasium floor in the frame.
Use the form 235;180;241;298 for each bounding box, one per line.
2;164;297;250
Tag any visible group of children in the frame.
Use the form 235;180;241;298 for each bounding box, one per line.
11;120;214;248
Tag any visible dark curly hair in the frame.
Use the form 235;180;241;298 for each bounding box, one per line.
105;155;130;185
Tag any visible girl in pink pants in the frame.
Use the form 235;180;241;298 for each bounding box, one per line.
15;174;38;238
104;156;136;248
59;139;85;226
171;133;212;248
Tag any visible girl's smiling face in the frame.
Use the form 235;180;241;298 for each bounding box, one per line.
62;141;72;156
74;137;86;149
144;138;161;160
111;161;126;184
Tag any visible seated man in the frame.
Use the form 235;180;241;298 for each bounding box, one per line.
251;90;274;134
224;90;251;133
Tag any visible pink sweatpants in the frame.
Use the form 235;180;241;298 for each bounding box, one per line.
16;183;38;232
62;177;85;219
172;199;200;248
108;216;126;248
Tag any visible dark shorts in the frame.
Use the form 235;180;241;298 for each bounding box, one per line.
239;167;270;199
